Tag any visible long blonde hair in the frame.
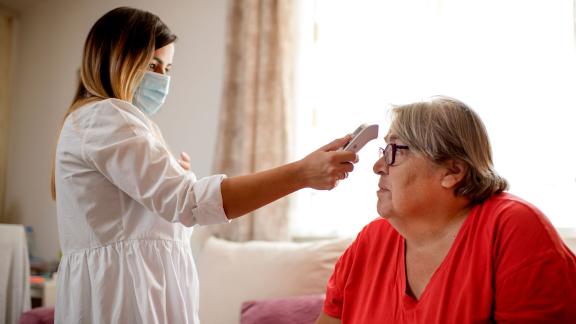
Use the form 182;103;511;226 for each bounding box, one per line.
51;7;177;200
389;96;508;203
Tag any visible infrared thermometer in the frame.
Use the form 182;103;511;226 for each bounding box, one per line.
342;124;379;153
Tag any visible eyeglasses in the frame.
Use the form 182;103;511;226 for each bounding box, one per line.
379;143;409;166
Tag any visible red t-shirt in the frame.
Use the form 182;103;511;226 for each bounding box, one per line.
324;193;576;323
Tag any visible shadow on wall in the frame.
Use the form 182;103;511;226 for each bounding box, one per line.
2;201;23;224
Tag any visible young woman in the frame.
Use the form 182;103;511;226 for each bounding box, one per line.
52;7;357;323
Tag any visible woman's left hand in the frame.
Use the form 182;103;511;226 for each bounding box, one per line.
178;152;191;171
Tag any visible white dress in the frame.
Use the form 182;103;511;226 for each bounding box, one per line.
54;99;229;323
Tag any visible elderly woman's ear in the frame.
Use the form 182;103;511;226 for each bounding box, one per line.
440;159;467;189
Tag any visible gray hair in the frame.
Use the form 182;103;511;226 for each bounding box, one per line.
389;96;508;203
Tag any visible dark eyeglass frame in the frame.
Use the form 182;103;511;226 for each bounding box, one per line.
379;143;410;166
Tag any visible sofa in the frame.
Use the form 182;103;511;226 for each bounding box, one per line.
20;233;576;324
191;228;353;324
18;230;352;324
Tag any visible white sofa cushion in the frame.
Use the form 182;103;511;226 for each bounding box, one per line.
194;235;352;324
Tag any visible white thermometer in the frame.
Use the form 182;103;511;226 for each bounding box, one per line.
342;124;379;153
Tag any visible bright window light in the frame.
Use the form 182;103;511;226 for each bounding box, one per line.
290;0;576;238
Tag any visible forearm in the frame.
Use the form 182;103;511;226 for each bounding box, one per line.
220;134;356;219
220;161;305;219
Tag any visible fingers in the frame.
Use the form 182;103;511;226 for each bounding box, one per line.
301;141;360;190
178;152;191;171
325;162;355;189
317;134;353;152
342;162;354;173
335;163;353;180
178;160;191;171
322;153;357;189
336;172;348;180
180;152;191;162
329;170;350;190
332;151;358;164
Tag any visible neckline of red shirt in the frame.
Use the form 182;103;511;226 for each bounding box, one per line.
397;204;477;309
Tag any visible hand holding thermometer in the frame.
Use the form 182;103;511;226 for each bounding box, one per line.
342;124;379;153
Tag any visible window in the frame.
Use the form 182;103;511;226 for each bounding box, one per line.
289;0;576;238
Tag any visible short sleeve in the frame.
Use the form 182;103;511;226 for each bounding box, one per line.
493;201;576;323
323;236;359;318
81;100;229;226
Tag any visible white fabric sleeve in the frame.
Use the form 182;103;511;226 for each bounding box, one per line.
80;101;229;226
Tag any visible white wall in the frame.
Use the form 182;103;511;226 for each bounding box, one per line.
4;0;228;261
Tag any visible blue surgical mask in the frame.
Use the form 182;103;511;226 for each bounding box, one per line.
132;71;171;116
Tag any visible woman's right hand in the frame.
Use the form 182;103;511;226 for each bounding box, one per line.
220;134;358;219
296;135;358;190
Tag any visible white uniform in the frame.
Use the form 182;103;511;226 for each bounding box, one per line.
54;99;229;323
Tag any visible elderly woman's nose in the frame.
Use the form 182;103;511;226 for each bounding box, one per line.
373;157;388;175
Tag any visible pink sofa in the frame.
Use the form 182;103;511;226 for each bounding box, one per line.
19;307;54;324
19;295;324;324
241;294;324;324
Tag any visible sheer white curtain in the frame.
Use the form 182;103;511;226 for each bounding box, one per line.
207;0;295;241
290;0;576;238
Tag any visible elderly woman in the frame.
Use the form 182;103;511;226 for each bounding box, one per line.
316;97;576;323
